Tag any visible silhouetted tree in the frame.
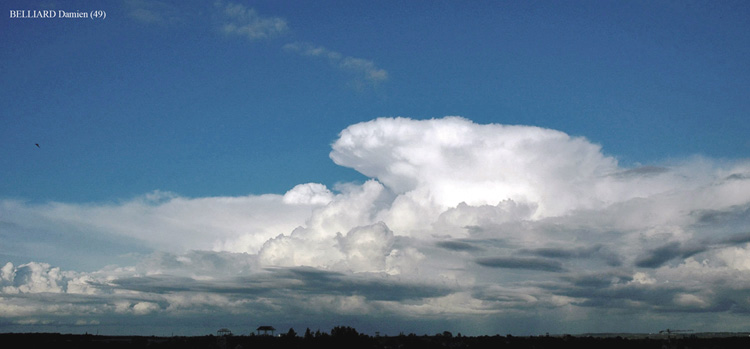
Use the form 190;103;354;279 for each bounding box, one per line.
331;326;359;338
304;328;313;340
286;328;297;338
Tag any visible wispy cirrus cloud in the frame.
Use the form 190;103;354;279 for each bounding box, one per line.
124;0;186;25
218;1;288;40
215;3;388;86
284;42;389;84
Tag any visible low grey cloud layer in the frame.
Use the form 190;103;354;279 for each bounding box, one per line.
476;256;566;272
2;117;750;335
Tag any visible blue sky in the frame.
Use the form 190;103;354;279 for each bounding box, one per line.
2;0;750;337
4;0;749;202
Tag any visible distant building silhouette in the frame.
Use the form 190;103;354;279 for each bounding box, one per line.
256;326;276;336
217;328;232;336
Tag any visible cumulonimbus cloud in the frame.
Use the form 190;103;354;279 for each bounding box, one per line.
330;116;620;217
2;116;750;334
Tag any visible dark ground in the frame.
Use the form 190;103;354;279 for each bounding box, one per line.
3;331;750;349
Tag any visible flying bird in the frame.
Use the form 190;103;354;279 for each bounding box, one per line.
35;143;40;148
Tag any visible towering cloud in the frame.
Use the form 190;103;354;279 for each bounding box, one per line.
2;117;750;335
331;117;619;217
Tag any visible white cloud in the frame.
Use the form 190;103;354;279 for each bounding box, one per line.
258;180;389;269
3;117;750;334
335;222;394;272
331;117;621;219
0;190;325;255
283;183;334;205
283;42;342;60
132;301;160;315
124;0;186;25
340;56;389;82
219;2;288;40
1;262;66;294
284;42;388;84
215;3;388;86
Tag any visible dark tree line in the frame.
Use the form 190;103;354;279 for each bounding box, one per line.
3;331;750;349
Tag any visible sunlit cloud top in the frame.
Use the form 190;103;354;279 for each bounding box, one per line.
2;0;750;337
